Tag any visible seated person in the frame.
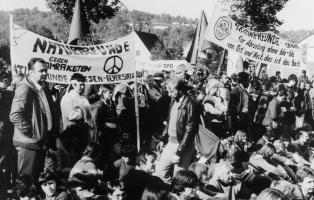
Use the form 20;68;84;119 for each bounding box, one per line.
38;170;70;200
294;166;314;200
69;142;103;180
250;143;289;180
288;127;311;162
14;174;39;200
206;162;253;199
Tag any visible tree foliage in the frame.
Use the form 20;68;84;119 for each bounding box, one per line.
46;0;120;23
221;0;289;32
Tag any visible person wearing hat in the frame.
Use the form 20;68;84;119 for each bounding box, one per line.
299;70;309;83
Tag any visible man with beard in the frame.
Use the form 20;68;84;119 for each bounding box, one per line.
155;78;199;180
10;58;56;179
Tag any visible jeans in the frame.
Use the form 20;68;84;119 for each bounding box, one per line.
155;141;195;180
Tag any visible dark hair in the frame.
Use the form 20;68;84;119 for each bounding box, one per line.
277;84;287;96
237;72;249;84
141;183;170;200
288;74;298;85
167;78;188;93
171;170;198;194
83;142;102;160
38;170;59;185
297;166;314;182
121;145;138;166
14;174;38;198
137;148;156;166
71;73;86;82
231;151;250;169
295;125;311;140
27;57;46;71
107;180;123;194
276;71;280;76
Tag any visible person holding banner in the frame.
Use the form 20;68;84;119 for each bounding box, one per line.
155;78;199;181
60;73;90;130
9;58;56;180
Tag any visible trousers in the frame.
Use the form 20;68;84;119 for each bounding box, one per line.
155;141;195;180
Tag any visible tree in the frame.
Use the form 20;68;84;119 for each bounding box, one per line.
46;0;120;24
221;0;289;32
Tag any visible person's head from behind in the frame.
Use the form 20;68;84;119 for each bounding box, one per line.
38;170;60;197
68;173;99;199
28;57;48;85
256;188;289;200
107;180;124;200
141;183;170;200
83;142;102;162
100;85;113;101
15;174;38;200
171;170;198;199
238;72;250;88
137;148;157;174
231;150;250;171
166;78;187;101
121;144;138;166
70;73;86;95
297;166;314;196
258;143;276;160
270;180;296;199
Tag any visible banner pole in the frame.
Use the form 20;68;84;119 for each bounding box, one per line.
120;1;141;151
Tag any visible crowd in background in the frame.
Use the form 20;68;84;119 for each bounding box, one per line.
1;58;314;200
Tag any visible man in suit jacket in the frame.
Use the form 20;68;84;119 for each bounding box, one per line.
10;57;56;180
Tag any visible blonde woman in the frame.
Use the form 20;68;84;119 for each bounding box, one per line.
203;79;227;138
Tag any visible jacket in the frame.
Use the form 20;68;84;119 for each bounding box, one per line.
164;95;199;157
262;97;283;128
10;77;55;150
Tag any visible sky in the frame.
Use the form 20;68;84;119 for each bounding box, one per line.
1;0;314;31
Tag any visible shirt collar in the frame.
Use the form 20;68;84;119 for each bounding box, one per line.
29;77;42;91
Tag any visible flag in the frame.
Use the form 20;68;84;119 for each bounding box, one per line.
68;0;90;45
186;11;209;65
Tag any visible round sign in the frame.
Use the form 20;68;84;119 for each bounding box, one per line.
103;56;123;74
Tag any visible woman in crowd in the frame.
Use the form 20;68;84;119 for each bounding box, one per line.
170;170;200;200
141;183;170;200
203;79;227;138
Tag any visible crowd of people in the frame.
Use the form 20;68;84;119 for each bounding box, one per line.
1;57;314;200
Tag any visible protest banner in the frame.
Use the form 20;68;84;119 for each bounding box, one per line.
10;21;136;84
136;59;188;72
204;5;302;68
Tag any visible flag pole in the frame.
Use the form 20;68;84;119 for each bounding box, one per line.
120;1;141;152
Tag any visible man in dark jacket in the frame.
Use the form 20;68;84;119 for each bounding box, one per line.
155;78;199;180
228;72;250;134
10;57;56;180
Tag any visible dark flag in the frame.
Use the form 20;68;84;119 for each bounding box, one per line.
68;0;90;45
186;11;209;65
